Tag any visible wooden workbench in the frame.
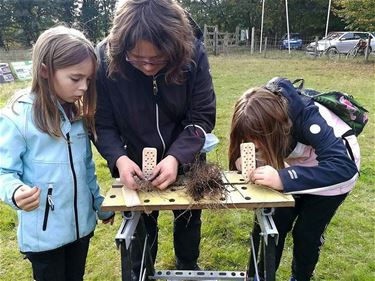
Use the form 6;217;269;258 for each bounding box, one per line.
102;171;294;212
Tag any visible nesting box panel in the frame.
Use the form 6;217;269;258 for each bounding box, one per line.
240;142;256;182
142;147;157;179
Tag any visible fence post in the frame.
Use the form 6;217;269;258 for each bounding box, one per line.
251;27;255;55
224;32;229;55
214;26;219;56
264;37;268;57
314;36;319;59
235;26;239;45
203;24;207;45
274;33;278;49
365;36;371;62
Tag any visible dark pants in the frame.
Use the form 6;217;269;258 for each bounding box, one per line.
25;233;93;281
258;193;347;281
131;209;201;278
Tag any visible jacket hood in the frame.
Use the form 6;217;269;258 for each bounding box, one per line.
265;77;306;124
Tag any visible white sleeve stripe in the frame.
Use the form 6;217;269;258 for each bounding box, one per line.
288;170;295;179
184;124;206;135
285;173;359;194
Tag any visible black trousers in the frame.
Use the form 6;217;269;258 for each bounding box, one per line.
131;209;201;278
259;193;347;281
25;233;93;281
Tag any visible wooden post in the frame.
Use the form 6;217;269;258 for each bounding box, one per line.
264;37;268;57
274;33;278;49
314;36;319;59
224;32;229;55
235;26;240;46
203;24;207;45
365;36;371;61
251;27;255;55
214;26;219;56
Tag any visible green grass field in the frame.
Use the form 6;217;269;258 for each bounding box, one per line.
0;55;374;280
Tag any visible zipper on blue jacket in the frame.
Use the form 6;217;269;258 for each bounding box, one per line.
153;76;166;158
66;133;80;239
42;184;54;231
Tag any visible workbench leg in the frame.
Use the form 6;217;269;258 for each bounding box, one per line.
262;234;276;281
247;209;278;281
119;239;133;281
116;212;155;281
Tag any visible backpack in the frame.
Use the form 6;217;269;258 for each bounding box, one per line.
267;77;369;136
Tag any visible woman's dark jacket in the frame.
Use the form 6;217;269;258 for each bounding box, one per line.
95;39;216;177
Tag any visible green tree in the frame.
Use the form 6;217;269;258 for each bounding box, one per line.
80;0;101;43
97;0;117;39
334;0;375;30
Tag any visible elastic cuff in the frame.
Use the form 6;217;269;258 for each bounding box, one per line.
12;185;23;209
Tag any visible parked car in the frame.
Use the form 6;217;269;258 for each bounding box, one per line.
306;31;375;56
279;33;303;50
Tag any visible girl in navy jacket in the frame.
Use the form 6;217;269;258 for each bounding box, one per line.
228;78;359;281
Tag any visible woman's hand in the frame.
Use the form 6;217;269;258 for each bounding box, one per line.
249;165;284;191
14;185;41;211
150;155;178;190
116;155;144;190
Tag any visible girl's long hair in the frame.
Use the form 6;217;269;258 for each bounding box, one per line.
228;87;292;170
107;0;194;84
30;25;97;139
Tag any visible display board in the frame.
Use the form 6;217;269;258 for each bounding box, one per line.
0;63;15;83
10;60;32;80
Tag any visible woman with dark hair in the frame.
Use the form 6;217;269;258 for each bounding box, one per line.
94;0;216;278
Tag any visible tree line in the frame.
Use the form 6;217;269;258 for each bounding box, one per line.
0;0;373;50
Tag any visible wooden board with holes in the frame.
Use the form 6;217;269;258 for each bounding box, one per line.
102;171;294;212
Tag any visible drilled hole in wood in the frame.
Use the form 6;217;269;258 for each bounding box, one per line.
241;186;247;190
144;199;150;203
169;198;175;202
110;195;116;198
245;196;251;200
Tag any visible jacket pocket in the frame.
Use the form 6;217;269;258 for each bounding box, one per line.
42;184;55;231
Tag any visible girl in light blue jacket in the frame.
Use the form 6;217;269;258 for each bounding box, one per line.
0;25;114;281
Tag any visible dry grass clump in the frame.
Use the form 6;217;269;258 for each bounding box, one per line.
185;161;227;201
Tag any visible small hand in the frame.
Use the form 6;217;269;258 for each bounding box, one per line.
235;157;242;171
249;165;284;191
116;156;144;190
150;155;178;190
14;185;41;211
102;215;115;225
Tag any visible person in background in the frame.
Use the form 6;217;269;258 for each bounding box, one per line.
0;25;114;281
94;0;216;279
228;79;359;281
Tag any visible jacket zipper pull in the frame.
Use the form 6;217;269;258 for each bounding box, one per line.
47;184;54;211
153;77;158;96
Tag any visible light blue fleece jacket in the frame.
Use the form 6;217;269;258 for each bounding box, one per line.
0;92;113;253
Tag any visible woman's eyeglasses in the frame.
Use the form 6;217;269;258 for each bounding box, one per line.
125;54;168;66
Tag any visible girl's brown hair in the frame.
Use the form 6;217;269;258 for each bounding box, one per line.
30;25;97;139
107;0;194;84
228;87;292;170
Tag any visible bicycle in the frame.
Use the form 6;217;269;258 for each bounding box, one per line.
346;39;369;59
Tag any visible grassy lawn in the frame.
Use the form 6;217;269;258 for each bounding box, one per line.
0;55;374;280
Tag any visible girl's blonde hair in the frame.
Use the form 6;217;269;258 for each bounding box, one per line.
228;87;292;170
30;25;97;138
107;0;194;84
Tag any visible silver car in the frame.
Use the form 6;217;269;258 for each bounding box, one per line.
306;31;375;56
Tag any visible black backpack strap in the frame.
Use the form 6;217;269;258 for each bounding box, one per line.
292;78;304;90
341;131;360;176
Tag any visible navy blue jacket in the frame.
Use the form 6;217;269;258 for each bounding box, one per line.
95;39;216;177
268;78;359;194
